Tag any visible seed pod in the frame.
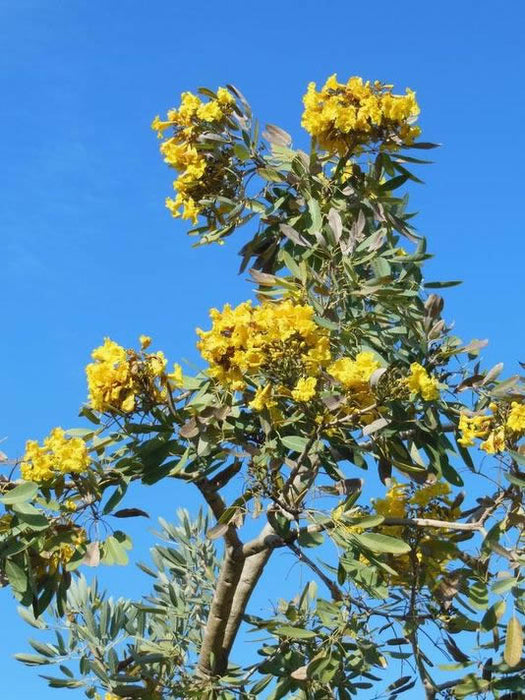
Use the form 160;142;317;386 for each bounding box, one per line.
424;293;444;319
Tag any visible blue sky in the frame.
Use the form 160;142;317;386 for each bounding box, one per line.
1;0;524;697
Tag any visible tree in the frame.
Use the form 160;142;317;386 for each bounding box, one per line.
1;74;524;700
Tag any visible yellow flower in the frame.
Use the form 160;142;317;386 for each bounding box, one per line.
328;351;380;389
197;100;224;122
457;413;492;447
154;87;238;224
86;338;136;413
148;351;167;378
86;338;173;414
167;363;183;388
21;428;90;483
217;87;235;105
301;74;420;155
480;426;506;454
139;335;152;350
291;376;317;402
410;481;450;507
405;363;440;401
373;481;408;519
197;299;331;391
327;352;380;414
507;402;525;434
249;384;276;412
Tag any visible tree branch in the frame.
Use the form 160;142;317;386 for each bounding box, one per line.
197;542;245;676
286;541;343;601
222;526;274;662
195;478;242;549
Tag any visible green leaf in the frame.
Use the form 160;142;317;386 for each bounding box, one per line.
281;435;309;453
506;471;525;488
14;653;50;666
467;581;488;611
13;502;49;530
453;675;490;697
297;530;324;548
504;616;523;668
352;532;411;554
102;482;128;515
481;600;506;631
441;459;464;487
307;198;322;232
233;143;250;161
424;280;462;289
6;558;29;594
275;625;317;639
102;533;131;566
258;167;283;182
508;450;525;466
379;174;409;192
492;576;517;594
1;481;38;505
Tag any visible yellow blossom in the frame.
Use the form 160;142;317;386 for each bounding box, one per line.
480;426;506;454
197;299;331;391
373;481;408;519
457;413;492;447
405;362;440;401
86;338;173;414
291;377;317;402
217;87;235;105
249;384;276;412
507;402;525;434
302;74;420;155
167;363;183;388
197;100;224;122
86;338;136;413
21;428;90;483
153;87;237;223
139;335;152;350
328;351;380;389
410;481;451;507
327;351;380;412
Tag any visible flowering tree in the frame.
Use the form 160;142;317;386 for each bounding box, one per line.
1;75;524;700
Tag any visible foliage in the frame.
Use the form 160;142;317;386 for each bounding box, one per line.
1;74;524;699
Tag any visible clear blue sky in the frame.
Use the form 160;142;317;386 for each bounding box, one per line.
1;0;524;697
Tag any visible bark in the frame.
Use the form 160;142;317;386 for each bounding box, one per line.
197;543;245;676
222;523;275;659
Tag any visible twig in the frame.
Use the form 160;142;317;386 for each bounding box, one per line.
286;541;343;601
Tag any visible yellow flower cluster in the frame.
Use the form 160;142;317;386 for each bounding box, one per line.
371;480;457;585
196;300;331;399
328;351;380;388
458;401;525;454
249;383;277;412
86;337;181;414
302;74;421;155
21;428;90;483
508;402;525;433
405;362;440;401
410;481;451;507
291;376;318;402
457;413;493;450
152;88;236;223
373;481;408;520
327;351;380;424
